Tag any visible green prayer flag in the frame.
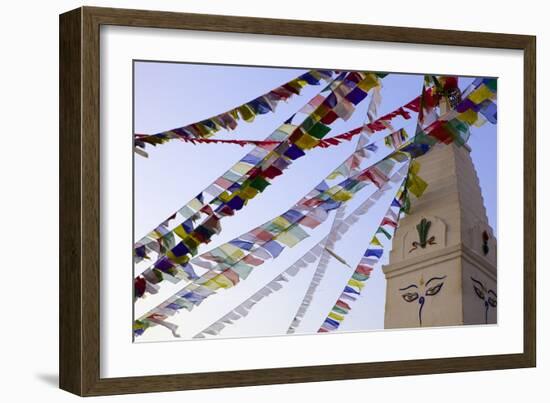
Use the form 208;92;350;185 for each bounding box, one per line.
332;306;349;315
301;116;317;132
231;262;254;280
376;227;392;240
352;272;370;281
414;130;438;146
485;78;497;92
308;122;331;139
250;176;270;192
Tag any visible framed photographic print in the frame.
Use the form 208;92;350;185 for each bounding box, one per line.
59;6;536;396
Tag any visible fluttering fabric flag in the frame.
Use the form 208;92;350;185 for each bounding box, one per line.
134;127;414;299
414;76;496;148
316;75;498;333
134;73;498;339
192;166;408;339
133;73;347;267
318;179;407;333
133;92;420;269
135;73;390;298
134;152;412;337
285;87;389;335
287;163;409;334
134;69;336;154
133;72;384;272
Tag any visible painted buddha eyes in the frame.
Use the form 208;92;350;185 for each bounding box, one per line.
399;276;447;326
399;276;446;303
402;292;419;302
425;282;444;296
471;277;497;324
471;277;497;305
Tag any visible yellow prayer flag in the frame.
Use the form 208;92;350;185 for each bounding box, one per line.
272;216;291;230
276;231;300;247
457;109;479;125
294;133;320;150
166;251;190;265
347;279;365;290
174;225;189;240
232;162;252;175
327;171;343;180
188;198;204;211
468;85;494;104
219;244;245;260
218;191;231;203
213;274;235;289
328;312;345;321
239;186;259;200
409;160;421;175
408;174;428;198
332;190;353;202
370;236;382;247
357;73;379;92
237;104;256;122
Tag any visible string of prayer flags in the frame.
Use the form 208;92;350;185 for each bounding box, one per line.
134;69;336;153
405;159;428;198
133;90;421;268
134;157;411;337
153;165;409;339
279;106;377;335
135;92;442;297
318;180;407;333
287;163;409;334
319;78;479;332
384;128;409;148
133;73;349;266
135;75;497;315
414;76;497;148
133;72;385;287
137;74;499;338
166;122;409;150
194;244;326;339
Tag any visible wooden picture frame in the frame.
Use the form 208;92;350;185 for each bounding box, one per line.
59;6;536;396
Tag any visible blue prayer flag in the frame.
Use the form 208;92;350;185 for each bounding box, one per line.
391;198;401;208
229;239;255;251
282;209;305;223
365;248;383;259
227;196;245;211
344;286;360;295
262;240;285;258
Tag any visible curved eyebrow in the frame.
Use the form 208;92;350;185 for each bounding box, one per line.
470;277;486;290
425;276;447;286
488;290;497;297
399;284;418;291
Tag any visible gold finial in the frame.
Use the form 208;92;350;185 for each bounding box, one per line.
419;274;425;286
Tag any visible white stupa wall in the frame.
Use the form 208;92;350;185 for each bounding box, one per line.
383;143;497;329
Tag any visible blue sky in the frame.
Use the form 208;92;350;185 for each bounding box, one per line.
133;61;497;342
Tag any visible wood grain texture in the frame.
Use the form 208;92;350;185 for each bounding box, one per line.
59;7;83;395
59;6;537;396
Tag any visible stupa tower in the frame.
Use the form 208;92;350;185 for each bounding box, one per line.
383;143;497;328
